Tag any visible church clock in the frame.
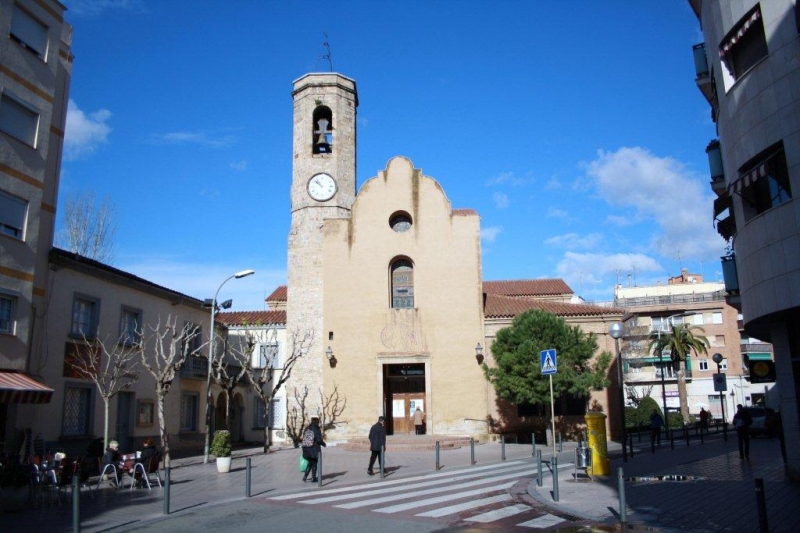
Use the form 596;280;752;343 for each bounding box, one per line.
308;172;337;201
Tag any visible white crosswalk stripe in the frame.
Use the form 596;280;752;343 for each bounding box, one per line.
268;460;575;528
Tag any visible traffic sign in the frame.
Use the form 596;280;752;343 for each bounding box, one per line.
540;349;557;375
713;372;727;392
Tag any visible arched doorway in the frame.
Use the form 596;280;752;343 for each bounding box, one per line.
215;392;228;431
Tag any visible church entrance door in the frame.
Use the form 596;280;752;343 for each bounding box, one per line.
383;364;425;435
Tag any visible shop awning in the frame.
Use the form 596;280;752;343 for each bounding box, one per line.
719;8;761;57
746;352;772;361
0;371;54;404
728;162;768;195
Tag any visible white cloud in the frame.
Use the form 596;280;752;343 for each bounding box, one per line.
492;192;509;209
555;251;664;295
544;176;562;191
586;147;726;261
605;214;633;227
64;100;112;161
117;256;286;311
545;232;603;250
481;226;503;243
485;171;532;187
230;160;248;171
546;207;569;219
149;131;235;148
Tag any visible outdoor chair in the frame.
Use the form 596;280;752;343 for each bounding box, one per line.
132;452;163;490
96;462;120;490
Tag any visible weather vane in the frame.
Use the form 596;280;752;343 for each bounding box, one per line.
320;32;333;72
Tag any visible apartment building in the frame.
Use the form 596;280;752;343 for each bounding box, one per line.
690;0;800;478
0;0;72;454
615;270;775;423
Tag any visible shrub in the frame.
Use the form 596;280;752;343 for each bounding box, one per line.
210;430;231;458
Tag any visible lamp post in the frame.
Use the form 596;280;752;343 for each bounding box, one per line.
609;322;626;462
655;312;696;438
203;269;255;464
712;352;728;441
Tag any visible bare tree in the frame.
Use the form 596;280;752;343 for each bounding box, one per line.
211;339;249;434
626;384;654;407
58;191;117;262
231;327;311;453
137;316;203;467
286;386;311;447
66;331;140;449
287;384;348;445
319;383;347;436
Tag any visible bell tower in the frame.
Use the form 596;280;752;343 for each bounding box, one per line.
287;73;358;412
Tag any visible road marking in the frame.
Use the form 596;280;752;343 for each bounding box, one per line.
517;513;566;528
373;482;517;513
414;493;513;517
464;503;531;523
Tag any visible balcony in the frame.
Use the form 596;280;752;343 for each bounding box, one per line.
693;43;717;109
614;290;726;308
180;356;208;379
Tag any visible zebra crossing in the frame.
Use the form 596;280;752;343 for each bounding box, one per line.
269;460;571;529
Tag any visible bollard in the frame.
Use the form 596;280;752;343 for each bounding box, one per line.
670;430;675;450
72;475;80;533
618;467;627;527
685;425;690;447
552;455;559;502
700;427;704;444
628;433;634;458
246;458;252;497
536;449;543;487
318;449;323;487
558;433;562;453
723;422;728;442
435;441;440;470
470;437;475;465
755;478;768;532
163;467;171;515
380;448;385;478
531;433;536;457
501;434;506;461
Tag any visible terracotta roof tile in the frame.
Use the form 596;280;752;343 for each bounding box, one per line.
266;285;287;302
483;279;573;297
217;310;286;326
484;294;622;318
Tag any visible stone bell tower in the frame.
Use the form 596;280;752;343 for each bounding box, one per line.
286;73;358;413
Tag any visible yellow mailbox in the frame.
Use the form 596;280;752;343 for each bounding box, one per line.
585;411;610;475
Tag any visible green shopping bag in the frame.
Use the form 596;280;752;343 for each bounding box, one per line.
299;455;309;472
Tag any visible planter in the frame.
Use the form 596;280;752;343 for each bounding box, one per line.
216;456;231;473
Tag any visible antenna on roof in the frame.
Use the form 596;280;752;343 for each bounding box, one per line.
320;32;333;72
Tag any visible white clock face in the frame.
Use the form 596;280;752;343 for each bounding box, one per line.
308;173;337;201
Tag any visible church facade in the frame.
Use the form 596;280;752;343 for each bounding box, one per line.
284;72;623;441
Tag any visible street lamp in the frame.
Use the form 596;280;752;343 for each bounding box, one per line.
203;269;255;464
609;322;626;462
655;312;696;439
712;352;728;441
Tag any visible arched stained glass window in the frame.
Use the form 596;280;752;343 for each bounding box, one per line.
390;259;414;308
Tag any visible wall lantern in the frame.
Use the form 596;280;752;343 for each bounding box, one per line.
326;346;337;368
475;343;484;365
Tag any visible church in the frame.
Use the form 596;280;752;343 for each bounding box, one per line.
278;72;624;441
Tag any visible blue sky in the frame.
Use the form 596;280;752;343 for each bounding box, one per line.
58;0;723;311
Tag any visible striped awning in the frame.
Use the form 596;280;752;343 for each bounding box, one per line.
720;8;761;57
713;194;732;219
0;371;54;404
728;163;768;195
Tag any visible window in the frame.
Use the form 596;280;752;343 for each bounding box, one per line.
269;398;283;429
712;312;723;325
739;144;792;221
719;358;728;371
720;6;767;81
119;307;142;345
0;292;18;334
253;397;266;429
71;295;99;339
9;4;48;59
183;322;202;356
63;386;92;436
715;335;726;347
391;258;414;308
180;393;199;431
389;211;413;233
693;314;704;326
698;359;709;371
254;341;280;369
0;93;40;147
0;190;28;240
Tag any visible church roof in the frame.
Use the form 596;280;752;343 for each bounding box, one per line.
266;285;287;303
483;279;573;297
483;293;620;319
217;310;286;326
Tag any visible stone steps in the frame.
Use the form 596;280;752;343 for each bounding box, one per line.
338;435;477;452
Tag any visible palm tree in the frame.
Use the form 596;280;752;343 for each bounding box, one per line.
648;323;710;422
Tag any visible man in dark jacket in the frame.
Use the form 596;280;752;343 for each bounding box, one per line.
302;417;325;482
733;404;753;460
367;416;386;475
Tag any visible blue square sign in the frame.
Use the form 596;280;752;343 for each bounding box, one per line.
540;349;557;375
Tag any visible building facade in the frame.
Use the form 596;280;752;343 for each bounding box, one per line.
690;0;800;477
1;0;72;453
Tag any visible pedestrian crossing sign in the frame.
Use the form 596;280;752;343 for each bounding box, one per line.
540;349;557;375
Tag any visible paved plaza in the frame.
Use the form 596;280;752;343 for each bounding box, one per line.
2;430;799;531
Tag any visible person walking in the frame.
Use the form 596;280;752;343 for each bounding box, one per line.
699;408;709;433
413;407;426;435
733;404;753;460
649;409;664;450
301;417;325;482
367;416;386;475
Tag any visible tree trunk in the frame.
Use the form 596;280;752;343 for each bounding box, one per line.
263;398;270;454
103;396;110;449
157;388;171;468
677;361;690;423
